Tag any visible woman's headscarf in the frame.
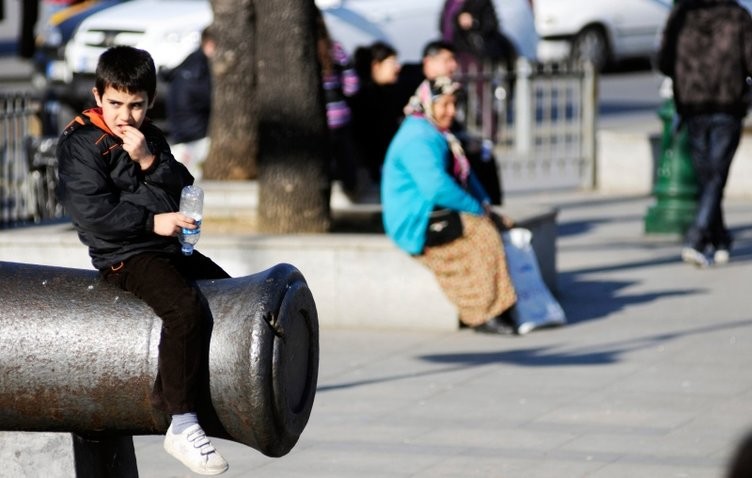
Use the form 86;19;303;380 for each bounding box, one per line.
404;76;471;186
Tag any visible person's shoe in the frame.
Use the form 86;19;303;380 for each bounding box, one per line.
681;247;710;268
473;316;517;335
164;423;229;475
714;248;730;265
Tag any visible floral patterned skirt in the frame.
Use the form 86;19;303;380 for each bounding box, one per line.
417;213;516;327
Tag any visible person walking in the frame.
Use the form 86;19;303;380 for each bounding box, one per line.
657;0;752;267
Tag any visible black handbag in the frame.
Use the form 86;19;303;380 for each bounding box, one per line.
424;209;464;248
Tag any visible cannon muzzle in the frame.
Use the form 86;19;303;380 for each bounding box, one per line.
0;261;319;458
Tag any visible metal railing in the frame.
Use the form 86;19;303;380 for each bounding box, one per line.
0;92;63;228
458;58;598;193
0;60;598;227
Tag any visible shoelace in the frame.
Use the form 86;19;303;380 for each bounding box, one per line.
187;427;217;457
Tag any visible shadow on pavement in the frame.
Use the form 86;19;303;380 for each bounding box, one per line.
557;214;653;238
317;319;752;393
419;318;752;368
556;243;752;324
556;278;702;325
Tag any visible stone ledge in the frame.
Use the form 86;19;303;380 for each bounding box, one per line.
596;129;752;197
0;182;557;331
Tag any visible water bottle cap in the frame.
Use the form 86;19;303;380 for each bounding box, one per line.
181;244;194;256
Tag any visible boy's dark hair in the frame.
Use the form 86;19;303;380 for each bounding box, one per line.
422;40;455;59
95;46;157;103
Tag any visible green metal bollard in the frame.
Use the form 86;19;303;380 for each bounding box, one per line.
644;97;697;235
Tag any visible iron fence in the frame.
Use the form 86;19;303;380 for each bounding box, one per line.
458;59;598;193
0;60;598;227
0;92;62;228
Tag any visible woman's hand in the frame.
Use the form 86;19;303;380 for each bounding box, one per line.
458;12;474;30
484;203;514;230
153;212;197;237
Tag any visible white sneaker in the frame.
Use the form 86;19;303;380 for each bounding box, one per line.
163;423;229;475
714;249;730;265
681;247;710;268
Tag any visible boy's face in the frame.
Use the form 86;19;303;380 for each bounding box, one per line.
92;86;151;139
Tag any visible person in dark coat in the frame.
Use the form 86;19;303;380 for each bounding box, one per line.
165;27;215;180
439;0;516;71
657;0;752;267
349;41;403;186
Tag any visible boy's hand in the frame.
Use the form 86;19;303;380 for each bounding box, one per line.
153;212;197;237
120;125;155;170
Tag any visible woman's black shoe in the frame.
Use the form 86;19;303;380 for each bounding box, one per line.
473;316;517;335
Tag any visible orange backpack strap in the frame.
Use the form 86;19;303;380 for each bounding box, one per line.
61;115;119;158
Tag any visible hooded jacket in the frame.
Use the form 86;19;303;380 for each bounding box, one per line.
657;0;752;118
164;48;212;144
440;0;502;58
56;108;194;270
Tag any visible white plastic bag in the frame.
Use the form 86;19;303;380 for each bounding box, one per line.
503;228;566;335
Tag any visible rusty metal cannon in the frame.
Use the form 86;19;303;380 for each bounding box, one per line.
0;260;319;474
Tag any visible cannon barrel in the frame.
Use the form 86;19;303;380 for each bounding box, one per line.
0;261;319;458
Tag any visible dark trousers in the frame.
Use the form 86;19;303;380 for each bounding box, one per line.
684;113;742;251
102;251;230;415
329;124;358;193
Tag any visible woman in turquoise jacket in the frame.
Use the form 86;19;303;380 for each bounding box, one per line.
381;77;517;334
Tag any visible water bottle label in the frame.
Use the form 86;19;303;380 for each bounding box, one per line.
180;219;202;235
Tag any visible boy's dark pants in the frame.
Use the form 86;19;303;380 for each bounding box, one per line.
102;251;230;415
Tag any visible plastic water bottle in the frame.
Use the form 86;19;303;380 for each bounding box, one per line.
178;185;203;256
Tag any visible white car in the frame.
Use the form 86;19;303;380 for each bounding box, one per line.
62;0;537;108
63;0;538;71
532;0;672;70
319;0;538;62
64;0;211;78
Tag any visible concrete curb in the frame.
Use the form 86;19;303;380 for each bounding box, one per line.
0;201;557;331
597;129;752;197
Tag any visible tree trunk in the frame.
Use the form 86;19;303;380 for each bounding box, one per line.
204;0;257;180
255;0;331;233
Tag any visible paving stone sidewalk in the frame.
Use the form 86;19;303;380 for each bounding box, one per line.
128;192;752;478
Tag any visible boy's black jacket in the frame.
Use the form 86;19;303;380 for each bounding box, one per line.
56;108;194;270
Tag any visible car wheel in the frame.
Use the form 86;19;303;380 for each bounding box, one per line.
570;26;609;71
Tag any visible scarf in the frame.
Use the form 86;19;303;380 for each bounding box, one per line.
404;77;471;186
